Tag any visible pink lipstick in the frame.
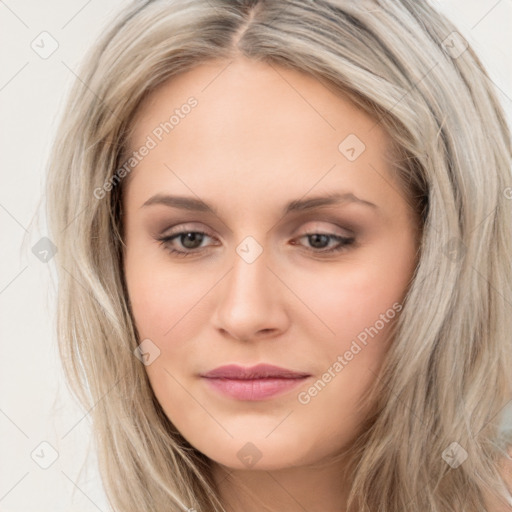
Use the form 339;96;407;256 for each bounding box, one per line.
200;363;311;401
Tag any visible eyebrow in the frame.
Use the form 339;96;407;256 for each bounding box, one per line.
140;191;378;215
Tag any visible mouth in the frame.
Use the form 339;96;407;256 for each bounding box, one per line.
200;363;312;401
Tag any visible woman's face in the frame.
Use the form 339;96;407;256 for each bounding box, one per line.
122;57;419;471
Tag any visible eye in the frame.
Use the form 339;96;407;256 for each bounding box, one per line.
156;230;217;258
157;227;356;258
292;232;355;254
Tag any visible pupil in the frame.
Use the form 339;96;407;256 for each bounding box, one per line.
309;234;329;248
182;232;203;249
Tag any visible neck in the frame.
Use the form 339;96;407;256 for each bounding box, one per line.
211;456;352;512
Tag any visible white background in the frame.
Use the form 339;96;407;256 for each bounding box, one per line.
1;1;511;510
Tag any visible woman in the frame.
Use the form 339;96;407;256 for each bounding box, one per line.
45;0;512;510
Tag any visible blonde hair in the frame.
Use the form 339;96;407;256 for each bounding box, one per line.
45;0;512;510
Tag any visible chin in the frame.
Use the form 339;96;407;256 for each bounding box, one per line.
193;430;321;472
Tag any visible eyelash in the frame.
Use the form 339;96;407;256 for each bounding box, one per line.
156;229;355;258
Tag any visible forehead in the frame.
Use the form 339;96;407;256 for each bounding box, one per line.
129;56;389;149
123;57;399;215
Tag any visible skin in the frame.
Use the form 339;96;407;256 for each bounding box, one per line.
122;57;420;512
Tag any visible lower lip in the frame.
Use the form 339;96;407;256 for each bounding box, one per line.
201;376;310;400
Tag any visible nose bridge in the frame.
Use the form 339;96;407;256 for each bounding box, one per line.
213;239;285;339
223;241;273;312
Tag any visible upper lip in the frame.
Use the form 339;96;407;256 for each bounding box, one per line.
200;363;311;380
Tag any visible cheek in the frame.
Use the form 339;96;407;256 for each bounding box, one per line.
124;246;208;341
288;237;415;394
294;259;408;346
289;264;406;439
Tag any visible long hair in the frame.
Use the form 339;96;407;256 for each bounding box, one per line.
45;0;512;510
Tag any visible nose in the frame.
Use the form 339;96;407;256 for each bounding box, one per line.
212;245;290;342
